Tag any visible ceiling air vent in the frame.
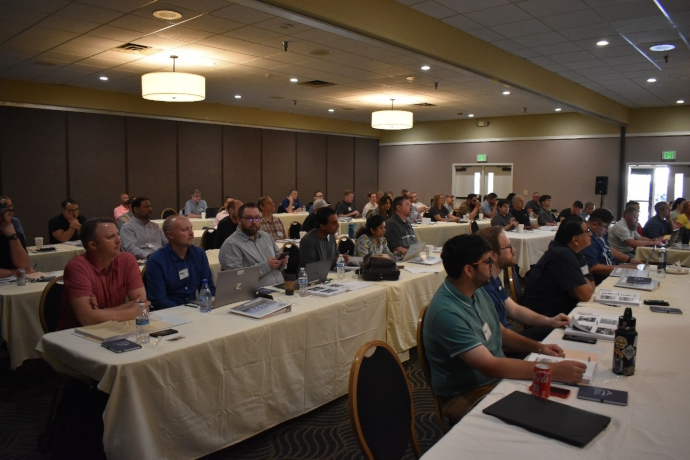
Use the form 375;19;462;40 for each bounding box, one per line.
412;102;436;107
297;80;336;88
112;43;156;55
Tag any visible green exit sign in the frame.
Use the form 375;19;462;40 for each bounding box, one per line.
477;154;487;163
662;151;676;161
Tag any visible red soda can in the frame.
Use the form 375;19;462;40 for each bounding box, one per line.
532;363;551;399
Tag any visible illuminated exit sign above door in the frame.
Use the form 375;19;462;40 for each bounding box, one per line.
477;154;487;163
662;151;676;161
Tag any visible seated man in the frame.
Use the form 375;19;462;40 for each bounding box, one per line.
477;227;569;341
582;208;642;285
580;202;595;220
214;199;242;249
120;197;168;260
49;199;87;244
116;197;134;229
510;195;538;229
301;199;328;233
455;194;481;220
642;202;674;239
385;196;419;255
409;192;428;213
335;190;361;218
624;201;644;236
219;203;287;287
300;207;348;268
281;189;301;213
184;189;207;218
608;207;664;260
0;195;25;237
146;215;215;309
558;200;583;222
213;196;233;228
57;218;148;330
522;219;595;316
0;199;33;277
524;192;541;216
258;196;287;241
443;195;455;215
114;193;129;220
362;192;378;217
537;195;557;226
308;191;324;214
480;193;498;219
422;234;585;424
490;199;517;231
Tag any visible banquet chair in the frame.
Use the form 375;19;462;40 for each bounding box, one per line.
201;228;216;250
277;204;287;213
161;208;177;219
348;340;421;460
503;265;524;304
416;304;451;432
289;221;301;239
39;276;64;334
281;242;300;277
338;236;356;255
470;220;480;234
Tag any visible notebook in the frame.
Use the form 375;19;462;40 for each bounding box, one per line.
483;391;611;448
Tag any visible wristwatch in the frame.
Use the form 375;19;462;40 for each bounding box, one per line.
9;233;18;240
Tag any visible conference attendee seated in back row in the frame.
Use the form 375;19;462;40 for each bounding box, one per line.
642;201;675;239
0;198;33;277
113;193;129;220
355;214;393;257
258;196;287;241
608;206;664;260
300;207;348;268
455;194;481;220
335;190;361;218
300;199;328;233
522;219;594;317
219;203;287;287
57;217;148;330
429;194;460;222
422;234;585;424
184;189;207;218
490;199;517;231
525;192;541;216
213;196;233;228
510;195;538;230
120;197;168;260
581;208;642;285
558;201;583;222
362;192;378;217
307;191;324;214
537;195;557;226
480;193;498;219
477;227;569;342
49;199;87;244
117;197;134;229
214;199;242;249
281;189;301;213
366;195;392;219
385;196;419;255
146;216;215;310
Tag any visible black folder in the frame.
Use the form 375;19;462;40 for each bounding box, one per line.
483;391;611;447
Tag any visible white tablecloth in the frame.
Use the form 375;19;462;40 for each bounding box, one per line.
28;244;84;272
507;229;556;276
412;220;491;248
422;272;690;460
276;212;309;231
636;246;690;267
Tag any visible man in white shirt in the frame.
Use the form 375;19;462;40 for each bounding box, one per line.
120;197;168;260
362;192;378;216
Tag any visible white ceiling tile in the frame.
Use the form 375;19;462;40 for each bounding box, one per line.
588;45;639;58
289;28;343;44
517;0;590;18
559;23;617;40
575;66;621;76
182;15;245;34
0;4;49;25
224;25;284;43
490;19;552;38
77;0;153;14
435;0;511;15
161;0;230;14
626;28;681;44
252;17;313;35
512;48;541;58
465;5;533;27
613;62;659;72
86;25;143;42
561;59;610;70
37;15;100;34
594;1;661;22
38;50;88;64
557;70;590;83
53;35;125;56
491;39;524;51
4;0;71;14
211;4;274;24
540;9;605;30
57;3;122;23
574;35;627;49
131;35;187;51
531;42;583;56
410;1;457;19
155;26;215;43
549;50;598;63
131;2;204;24
512;31;569;48
467;28;505;42
611;16;670;34
196;35;252;52
109;14;171;34
4;27;79;51
603;55;649;66
441;14;483;31
0;19;31;42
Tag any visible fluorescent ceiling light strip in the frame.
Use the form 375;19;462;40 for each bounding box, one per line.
619;33;662;70
652;0;690;50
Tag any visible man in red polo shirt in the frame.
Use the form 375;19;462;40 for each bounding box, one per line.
57;217;149;330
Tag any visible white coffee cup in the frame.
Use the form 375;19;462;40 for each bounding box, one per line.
425;245;434;258
518;224;524;233
478;213;484;220
464;214;469;221
422;217;431;225
299;231;307;239
201;211;206;219
35;237;43;250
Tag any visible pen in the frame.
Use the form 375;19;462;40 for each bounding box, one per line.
167;336;186;341
32;263;38;269
601;303;620;308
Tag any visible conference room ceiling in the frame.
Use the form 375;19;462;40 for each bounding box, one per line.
0;0;686;124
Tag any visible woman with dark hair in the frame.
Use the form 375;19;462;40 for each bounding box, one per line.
429;194;460;222
355;214;393;257
366;195;392;219
671;197;685;221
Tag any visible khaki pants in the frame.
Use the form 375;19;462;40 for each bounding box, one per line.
440;383;498;425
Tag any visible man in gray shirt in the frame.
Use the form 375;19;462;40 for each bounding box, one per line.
537;195;557;226
608;207;664;258
219;203;287;287
184;189;207;218
491;199;517;231
299;207;348;269
385;196;419;255
120;197;168;260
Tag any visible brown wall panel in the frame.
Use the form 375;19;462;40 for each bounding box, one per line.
68;112;126;220
354;137;379;204
223;126;262;203
178;121;222;209
261;129;296;204
126;117;178;213
296;132;326;207
0;106;67;241
327;135;354;207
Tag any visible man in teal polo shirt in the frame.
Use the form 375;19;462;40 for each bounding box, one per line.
422;234;586;425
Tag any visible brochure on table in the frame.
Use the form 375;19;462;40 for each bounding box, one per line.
614;276;659;291
564;312;621;341
526;346;603;384
594;289;641;307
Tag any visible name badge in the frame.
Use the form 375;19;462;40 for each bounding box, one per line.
277;231;283;237
581;265;590;275
482;322;492;341
179;268;189;280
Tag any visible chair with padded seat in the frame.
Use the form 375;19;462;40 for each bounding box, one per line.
470;220;480;234
281;242;300;277
416;304;452;432
503;264;524;304
161;208;177;219
348;340;421;460
289;221;301;239
201;228;216;251
277;204;287;214
338;236;356;256
39;276;64;334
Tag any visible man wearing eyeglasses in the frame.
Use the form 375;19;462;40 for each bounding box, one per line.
522;219;595;317
0;197;33;277
219;203;287;287
477;227;569;342
422;234;585;425
49;199;87;244
184;189;207;219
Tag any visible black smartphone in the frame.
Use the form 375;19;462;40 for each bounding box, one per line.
550;385;572;399
150;329;178;337
562;334;597;344
643;299;669;306
277;252;287;260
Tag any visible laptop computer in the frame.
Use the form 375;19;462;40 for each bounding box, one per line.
213;266;261;309
401;242;426;262
667;229;680;246
483;391;611;448
306;258;334;284
638;245;656;271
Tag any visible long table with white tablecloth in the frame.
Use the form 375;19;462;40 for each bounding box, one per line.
636;245;690;267
507;229;556;276
338;220;491;247
28;243;84;272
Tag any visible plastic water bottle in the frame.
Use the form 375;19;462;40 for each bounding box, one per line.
657;246;666;278
337;254;345;281
298;267;309;297
199;279;212;312
135;302;150;345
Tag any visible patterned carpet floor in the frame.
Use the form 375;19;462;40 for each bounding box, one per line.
0;346;444;459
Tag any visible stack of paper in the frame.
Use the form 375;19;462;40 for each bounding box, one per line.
229;298;291;319
614;276;659;291
526;347;603;384
594;289;640;307
564;313;620;341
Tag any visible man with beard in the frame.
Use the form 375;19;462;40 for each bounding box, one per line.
608;207;665;260
219;203;287;287
120;197;168;260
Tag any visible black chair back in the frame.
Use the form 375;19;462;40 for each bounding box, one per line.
201;228;216;251
348;341;421;460
161;208;177;219
277;204;287;214
281;243;300;276
205;207;219;218
39;277;64;333
289;221;301;239
508;265;524;304
470;220;480;234
338;236;355;256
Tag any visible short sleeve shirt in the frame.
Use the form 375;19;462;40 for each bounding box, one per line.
512;208;531;226
481;275;511;328
428;206;447;220
0;233;27;270
384;214;418;251
525;200;541;215
642;215;671;239
608;220;639;258
581;235;615;285
281;197;301;212
491;212;513;228
335;201;356;215
480;200;494;216
48;214;87;244
538;209;556;226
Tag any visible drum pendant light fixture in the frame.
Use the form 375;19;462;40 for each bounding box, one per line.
142;55;205;102
371;99;413;130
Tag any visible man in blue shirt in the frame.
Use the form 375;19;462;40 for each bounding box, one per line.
643;201;674;239
146;215;215;309
184;189;207;218
281;189;302;213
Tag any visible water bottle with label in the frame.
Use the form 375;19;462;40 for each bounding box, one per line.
199;279;212;312
298;267;309;297
337;254;345;281
135;302;150;344
657;246;666;278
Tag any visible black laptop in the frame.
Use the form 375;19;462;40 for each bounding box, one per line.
483;391;611;448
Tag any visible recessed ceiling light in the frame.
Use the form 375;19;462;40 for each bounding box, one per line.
421;65;430;70
328;109;334;112
468;114;474;117
502;91;510;95
99;76;108;81
234;95;241;99
152;10;182;20
647;78;657;83
678;100;685;104
280;23;293;30
290;78;298;82
555;108;562;112
596;40;609;46
650;44;675;51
